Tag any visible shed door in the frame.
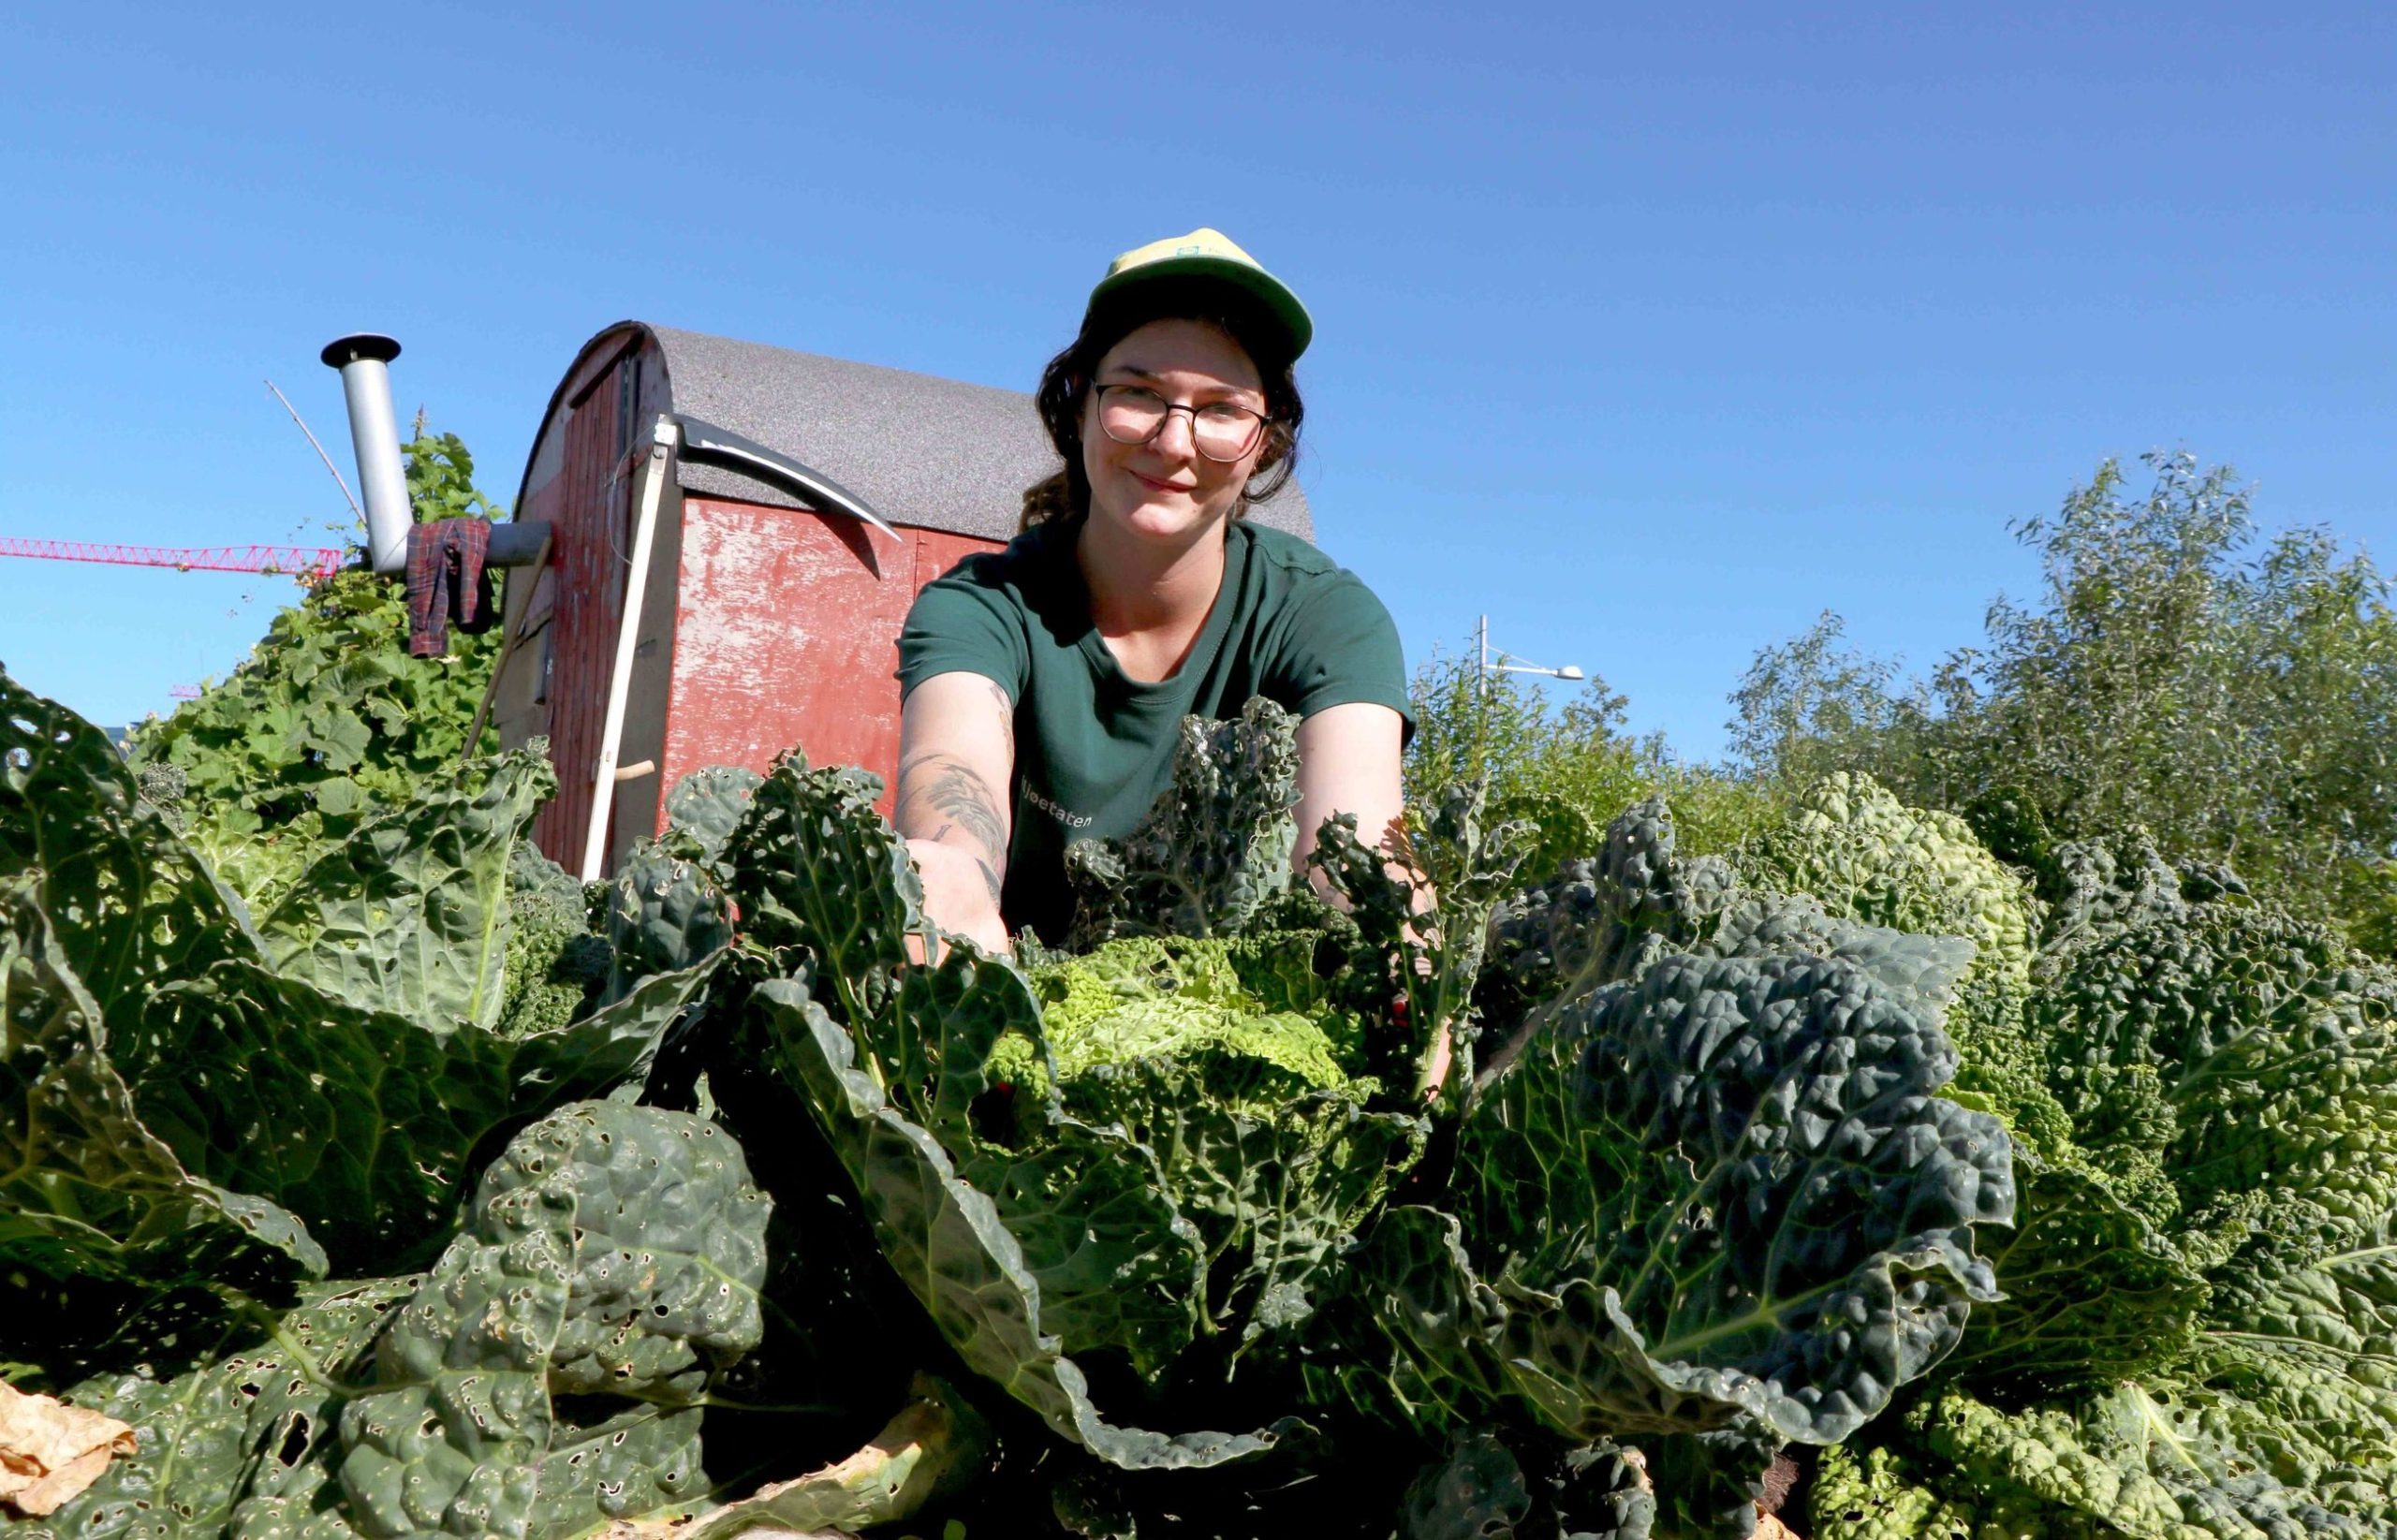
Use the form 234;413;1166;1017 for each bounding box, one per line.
528;352;632;867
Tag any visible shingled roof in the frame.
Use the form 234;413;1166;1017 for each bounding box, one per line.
550;323;1314;544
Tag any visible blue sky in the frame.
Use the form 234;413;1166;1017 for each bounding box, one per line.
4;4;2390;758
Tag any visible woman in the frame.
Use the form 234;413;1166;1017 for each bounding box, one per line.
895;228;1411;953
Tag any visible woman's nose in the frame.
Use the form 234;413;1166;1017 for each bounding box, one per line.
1147;408;1198;459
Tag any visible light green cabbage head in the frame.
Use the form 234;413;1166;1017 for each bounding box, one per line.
1749;770;2039;1039
1007;935;1351;1111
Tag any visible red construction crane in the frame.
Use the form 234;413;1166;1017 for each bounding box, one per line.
0;538;349;583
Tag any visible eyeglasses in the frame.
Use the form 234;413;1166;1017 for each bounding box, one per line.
1094;384;1270;462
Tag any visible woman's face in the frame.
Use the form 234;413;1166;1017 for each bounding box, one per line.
1080;317;1270;550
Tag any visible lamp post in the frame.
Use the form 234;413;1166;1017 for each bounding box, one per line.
1477;613;1583;696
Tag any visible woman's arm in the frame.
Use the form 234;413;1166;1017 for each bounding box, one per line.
896;670;1017;956
1295;701;1460;1093
1293;700;1407;877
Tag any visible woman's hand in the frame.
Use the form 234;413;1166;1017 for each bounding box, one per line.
896;671;1019;961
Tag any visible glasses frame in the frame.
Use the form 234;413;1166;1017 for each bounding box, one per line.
1091;383;1271;463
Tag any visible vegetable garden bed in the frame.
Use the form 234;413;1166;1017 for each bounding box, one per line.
4;667;2393;1539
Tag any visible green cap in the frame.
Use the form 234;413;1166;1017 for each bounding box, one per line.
1085;227;1313;364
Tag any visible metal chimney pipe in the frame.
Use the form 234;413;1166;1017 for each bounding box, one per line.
319;333;412;575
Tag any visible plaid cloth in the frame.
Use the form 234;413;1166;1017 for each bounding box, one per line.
405;518;497;658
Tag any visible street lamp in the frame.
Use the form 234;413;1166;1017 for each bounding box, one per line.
1477;613;1583;691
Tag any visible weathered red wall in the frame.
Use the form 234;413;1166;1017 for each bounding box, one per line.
528;359;628;866
658;499;998;818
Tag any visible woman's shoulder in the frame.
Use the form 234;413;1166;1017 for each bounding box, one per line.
1233;517;1351;584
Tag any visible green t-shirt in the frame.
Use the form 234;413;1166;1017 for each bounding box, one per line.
896;516;1412;944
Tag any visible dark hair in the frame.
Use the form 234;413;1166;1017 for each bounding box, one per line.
1019;277;1305;531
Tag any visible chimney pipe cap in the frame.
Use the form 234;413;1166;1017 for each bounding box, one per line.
320;333;402;369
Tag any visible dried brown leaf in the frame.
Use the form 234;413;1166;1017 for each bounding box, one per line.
0;1380;137;1518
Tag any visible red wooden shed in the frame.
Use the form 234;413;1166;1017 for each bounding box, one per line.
486;322;1315;878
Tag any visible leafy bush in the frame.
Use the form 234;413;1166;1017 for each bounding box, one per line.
125;430;507;911
1406;647;1776;880
1731;451;2397;959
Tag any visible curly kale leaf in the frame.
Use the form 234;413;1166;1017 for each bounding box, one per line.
1700;889;1972;1010
1010;937;1422;1352
664;763;764;860
1013;936;1353;1106
1730;774;2092;1232
1894;1383;2396;1539
1679;785;2197;1397
603;765;757;1000
1997;886;2397;1413
1485;796;1738;1022
1070;1059;1425;1355
1810;1436;2020;1540
2037;894;2397;1232
1311;776;1537;1100
2043;829;2194;950
1942;1156;2211;1392
336;1101;770;1538
607;837;735;997
1866;846;2397;1530
1222;885;1369;1017
494;843;610;1040
257;744;556;1031
949;1107;1213;1380
728;753;1228;1387
1064;695;1302;946
725;752;925;1014
1416;947;2015;1446
1748;773;2040;1001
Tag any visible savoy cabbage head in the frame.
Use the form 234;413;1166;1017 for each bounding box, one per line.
1816;828;2397;1539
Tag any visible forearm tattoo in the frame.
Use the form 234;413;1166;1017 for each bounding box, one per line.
898;751;1008;871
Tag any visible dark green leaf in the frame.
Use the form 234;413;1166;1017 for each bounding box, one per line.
337;1102;769;1538
0;668;267;1039
1064;696;1303;946
0;879;324;1312
754;977;1276;1471
1438;947;2015;1445
28;1278;416;1540
258;747;556;1030
125;953;719;1272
